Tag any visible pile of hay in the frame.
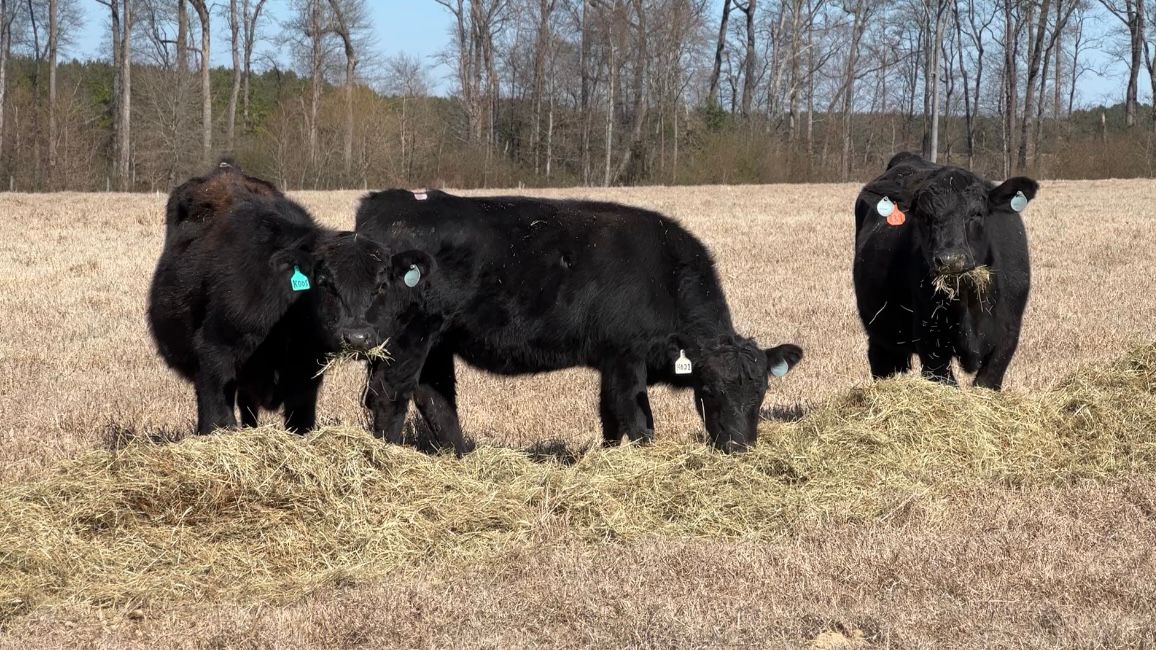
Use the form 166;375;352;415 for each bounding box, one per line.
2;344;1155;620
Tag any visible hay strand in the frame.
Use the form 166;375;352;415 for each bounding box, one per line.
932;265;993;300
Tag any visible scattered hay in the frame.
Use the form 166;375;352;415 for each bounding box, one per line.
2;344;1155;620
314;338;390;377
932;265;993;300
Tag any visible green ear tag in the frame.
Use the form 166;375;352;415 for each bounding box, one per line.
290;266;311;292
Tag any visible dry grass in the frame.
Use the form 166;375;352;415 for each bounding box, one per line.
932;265;993;300
1;181;1156;647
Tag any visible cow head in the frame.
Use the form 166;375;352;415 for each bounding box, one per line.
271;232;433;356
673;335;803;453
867;160;1038;276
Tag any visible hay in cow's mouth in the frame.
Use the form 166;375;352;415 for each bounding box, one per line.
932;265;993;301
314;338;391;377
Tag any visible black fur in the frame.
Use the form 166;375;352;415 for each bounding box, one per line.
355;189;803;454
853;152;1036;389
148;167;427;434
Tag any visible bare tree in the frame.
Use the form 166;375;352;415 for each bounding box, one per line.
46;0;56;180
0;0;15;169
189;0;211;163
96;0;133;188
922;0;947;162
241;0;267;129
227;0;240;150
838;0;872;180
706;0;731;107
326;0;368;181
737;0;755;116
1098;0;1143;127
177;0;188;71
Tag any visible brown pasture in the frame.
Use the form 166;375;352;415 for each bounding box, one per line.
1;181;1155;647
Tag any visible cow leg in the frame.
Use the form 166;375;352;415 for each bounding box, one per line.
365;360;413;446
192;336;241;434
974;341;1019;391
918;350;958;386
193;371;237;434
599;359;653;447
282;374;322;433
237;389;260;428
867;340;911;379
412;345;471;455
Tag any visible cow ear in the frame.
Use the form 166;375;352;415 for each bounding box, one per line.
765;344;803;378
391;250;436;287
989;177;1039;212
664;333;698;361
269;246;314;275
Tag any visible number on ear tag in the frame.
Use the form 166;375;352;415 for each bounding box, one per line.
1010;190;1028;213
770;360;789;378
290;266;311;292
404;264;421;288
675;350;693;375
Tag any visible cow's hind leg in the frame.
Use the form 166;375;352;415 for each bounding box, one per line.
867;340;911;380
413;345;472;455
599;359;653;447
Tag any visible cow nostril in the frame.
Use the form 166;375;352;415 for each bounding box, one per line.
343;331;370;348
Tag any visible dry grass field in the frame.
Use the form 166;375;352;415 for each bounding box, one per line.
1;181;1155;648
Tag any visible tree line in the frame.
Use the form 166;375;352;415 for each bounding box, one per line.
1;0;1155;192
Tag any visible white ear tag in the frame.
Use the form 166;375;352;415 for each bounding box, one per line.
404;264;421;288
876;196;895;217
413;190;428;201
770;359;789;378
675;350;693;375
1010;190;1028;213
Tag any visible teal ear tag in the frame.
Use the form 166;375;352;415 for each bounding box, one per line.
290;266;311;292
770;360;789;378
404;264;421;288
1010;190;1028;213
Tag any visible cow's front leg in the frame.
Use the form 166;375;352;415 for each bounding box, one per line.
412;344;472;455
974;337;1020;391
918;348;958;386
599;358;653;447
281;372;322;433
365;360;412;445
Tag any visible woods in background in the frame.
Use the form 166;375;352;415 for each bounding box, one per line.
0;0;1154;192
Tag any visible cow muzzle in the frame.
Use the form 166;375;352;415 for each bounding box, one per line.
933;251;974;275
341;328;378;352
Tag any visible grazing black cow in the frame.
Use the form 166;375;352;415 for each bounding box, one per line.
853;152;1037;389
355;189;803;454
148;166;432;434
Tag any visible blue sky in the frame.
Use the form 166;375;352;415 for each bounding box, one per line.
66;1;1129;106
71;1;455;90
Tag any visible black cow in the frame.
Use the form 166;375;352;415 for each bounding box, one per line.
148;166;432;434
853;152;1037;389
354;190;803;454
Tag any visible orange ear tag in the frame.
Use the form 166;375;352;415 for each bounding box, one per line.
876;197;906;227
